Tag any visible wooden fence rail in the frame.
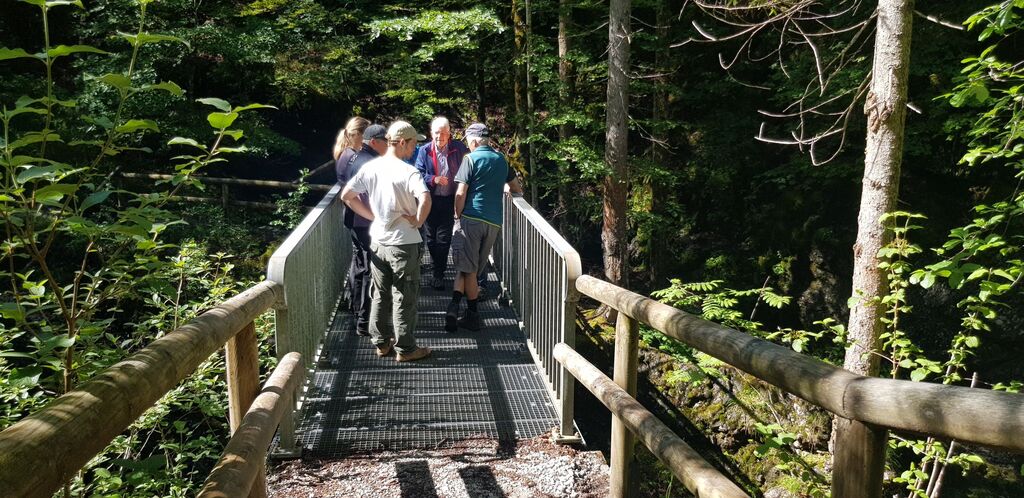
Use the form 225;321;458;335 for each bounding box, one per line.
0;281;283;498
554;343;750;498
199;352;304;498
572;274;1024;498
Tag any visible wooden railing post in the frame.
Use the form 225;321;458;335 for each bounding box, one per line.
224;321;265;498
832;418;886;498
611;312;639;498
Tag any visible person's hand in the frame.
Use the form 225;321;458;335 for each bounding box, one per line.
402;214;420;228
434;176;449;186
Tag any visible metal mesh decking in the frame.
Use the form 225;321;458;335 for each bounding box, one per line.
290;264;560;456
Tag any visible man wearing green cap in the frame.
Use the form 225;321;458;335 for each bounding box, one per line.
341;120;433;362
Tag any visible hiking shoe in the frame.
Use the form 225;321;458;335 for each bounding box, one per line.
396;346;432;362
457;310;482;331
445;302;459;333
431;276;444;290
375;341;393;357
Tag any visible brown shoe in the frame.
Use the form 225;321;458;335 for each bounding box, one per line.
396;346;431;363
375;341;393;357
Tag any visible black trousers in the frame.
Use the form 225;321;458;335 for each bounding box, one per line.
348;226;372;334
424;194;455;279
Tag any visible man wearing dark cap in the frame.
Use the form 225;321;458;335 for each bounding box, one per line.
336;123;387;337
446;123;522;332
341;121;433;362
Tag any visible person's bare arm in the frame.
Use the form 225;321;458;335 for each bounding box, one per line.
341;185;374;221
403;191;432;228
454;182;469;218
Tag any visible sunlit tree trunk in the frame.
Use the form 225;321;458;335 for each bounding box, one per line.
603;0;630;292
512;0;527;158
557;0;573;231
649;0;669;286
833;1;913;495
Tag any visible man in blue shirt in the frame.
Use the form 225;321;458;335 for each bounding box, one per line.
446;123;522;331
414;117;469;290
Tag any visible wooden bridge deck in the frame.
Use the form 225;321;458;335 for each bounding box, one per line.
289;265;560;456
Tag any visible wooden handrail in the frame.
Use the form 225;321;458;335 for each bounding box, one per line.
554;343;750;498
0;281;282;498
120;172;334;192
575;274;1024;452
199;352;304;498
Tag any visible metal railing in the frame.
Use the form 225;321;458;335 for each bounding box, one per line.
266;183;350;454
493;195;582;441
565;274;1024;498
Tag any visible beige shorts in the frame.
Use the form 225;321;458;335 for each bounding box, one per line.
451;217;499;274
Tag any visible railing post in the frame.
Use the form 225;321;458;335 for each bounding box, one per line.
611;312;639;498
832;418;886;498
224;320;266;498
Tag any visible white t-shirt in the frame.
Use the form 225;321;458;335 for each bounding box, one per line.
347;155;429;246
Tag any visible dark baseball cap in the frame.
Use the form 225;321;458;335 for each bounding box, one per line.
363;124;386;141
465;123;489;138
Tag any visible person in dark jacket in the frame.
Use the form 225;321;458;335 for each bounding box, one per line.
414;116;469;290
337;123;387;336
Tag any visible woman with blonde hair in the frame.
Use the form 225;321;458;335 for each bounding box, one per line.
334;116;371;178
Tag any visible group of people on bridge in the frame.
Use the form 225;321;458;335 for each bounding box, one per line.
334;116;523;363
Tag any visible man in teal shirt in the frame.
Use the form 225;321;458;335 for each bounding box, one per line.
446;123;523;331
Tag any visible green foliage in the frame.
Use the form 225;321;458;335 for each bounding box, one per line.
0;1;276;494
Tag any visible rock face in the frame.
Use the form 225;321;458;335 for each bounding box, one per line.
267;437;609;498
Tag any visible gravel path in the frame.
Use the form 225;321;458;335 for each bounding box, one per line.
268;437;609;497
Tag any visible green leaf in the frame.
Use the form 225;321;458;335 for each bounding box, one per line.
115;119;159;134
16;165;59;183
232;103;277;112
10;366;42;387
95;73;131;91
118;32;189;48
197;97;231;112
80;190;111;211
207;112;238;129
920;273;936;289
0;47;41;61
140;81;183;97
46;44;108;60
910;368;928;382
0;351;35;359
223;129;244;140
0;303;25;321
35;183;78;204
167;137;205;149
964;336;980;348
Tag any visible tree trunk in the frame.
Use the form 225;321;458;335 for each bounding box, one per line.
512;0;527;157
603;0;630;292
649;0;669;287
557;0;573;232
833;1;914;496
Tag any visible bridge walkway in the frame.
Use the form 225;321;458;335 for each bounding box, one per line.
289;264;561;456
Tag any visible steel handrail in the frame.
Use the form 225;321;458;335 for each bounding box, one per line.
495;194;582;441
266;183;351;454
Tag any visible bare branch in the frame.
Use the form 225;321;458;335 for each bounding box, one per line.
915;10;965;31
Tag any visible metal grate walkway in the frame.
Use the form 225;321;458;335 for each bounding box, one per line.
291;263;560;456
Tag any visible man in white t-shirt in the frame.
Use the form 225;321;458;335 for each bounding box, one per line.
340;121;433;362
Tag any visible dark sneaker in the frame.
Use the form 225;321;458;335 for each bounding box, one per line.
445;302;459;332
396;346;432;362
375;341;393;357
431;276;444;290
457;311;482;331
